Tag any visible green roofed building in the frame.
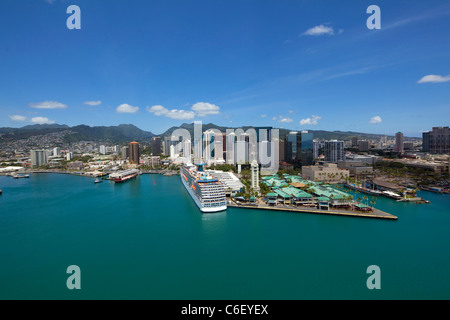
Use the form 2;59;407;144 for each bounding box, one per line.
281;186;312;199
308;185;352;208
262;177;289;188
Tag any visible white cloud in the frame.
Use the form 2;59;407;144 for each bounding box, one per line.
299;115;322;126
147;105;168;116
302;25;335;36
147;102;219;120
29;101;67;109
260;114;267;118
272;115;293;123
116;103;139;113
84;100;102;106
279;116;293;123
369;115;382;124
191;102;220;116
9;115;27;122
31;116;55;124
146;105;195;120
417;74;450;83
166;109;195;120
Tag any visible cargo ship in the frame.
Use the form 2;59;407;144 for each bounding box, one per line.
180;163;227;213
110;169;139;183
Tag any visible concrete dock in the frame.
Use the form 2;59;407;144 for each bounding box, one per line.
227;203;398;220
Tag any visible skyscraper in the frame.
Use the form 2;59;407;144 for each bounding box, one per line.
30;150;48;167
394;132;404;153
312;139;319;160
129;141;140;164
151;136;162;155
324;140;344;163
226;132;236;164
121;146;129;160
285;131;302;168
358;140;369;151
301;131;313;166
284;131;313;168
203;130;214;162
422;127;450;154
183;139;192;159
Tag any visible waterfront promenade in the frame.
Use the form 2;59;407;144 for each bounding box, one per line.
228;202;398;220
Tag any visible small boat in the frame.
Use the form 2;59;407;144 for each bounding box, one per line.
11;174;29;179
0;189;3;195
94;179;103;184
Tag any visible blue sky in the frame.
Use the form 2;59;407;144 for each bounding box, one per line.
0;0;449;137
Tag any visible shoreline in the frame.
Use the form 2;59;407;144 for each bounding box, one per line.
1;170;440;220
0;169;178;178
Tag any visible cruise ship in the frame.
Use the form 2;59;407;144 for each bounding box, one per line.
180;163;227;213
110;169;139;183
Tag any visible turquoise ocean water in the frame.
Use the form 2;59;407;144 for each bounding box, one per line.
0;173;449;299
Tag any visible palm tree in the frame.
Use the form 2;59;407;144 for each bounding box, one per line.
370;200;376;211
363;195;368;205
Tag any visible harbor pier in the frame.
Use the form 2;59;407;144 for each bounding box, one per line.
228;202;398;220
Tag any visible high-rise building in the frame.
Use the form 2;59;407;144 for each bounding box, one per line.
403;142;414;150
163;136;171;156
183;139;192;159
285;131;302;168
301;131;313;166
358;140;369;151
324;140;344;163
203;130;214;162
312;139;320;160
284;131;314;168
351;137;358;147
278;138;285;162
214;132;226;161
30;150;48;167
66;152;73;161
235;140;248;164
394;132;404;153
422;131;430;153
422;127;450;154
99;145;106;155
121;146;129;160
53;147;61;156
128;141;140;164
226;132;236;164
254;126;272;142
170;145;176;159
151;136;162;155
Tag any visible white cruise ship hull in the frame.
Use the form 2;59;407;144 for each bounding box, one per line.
180;170;227;213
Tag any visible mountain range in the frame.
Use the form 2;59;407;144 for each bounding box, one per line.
0;123;419;144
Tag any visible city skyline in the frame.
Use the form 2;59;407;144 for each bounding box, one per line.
1;0;450;137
